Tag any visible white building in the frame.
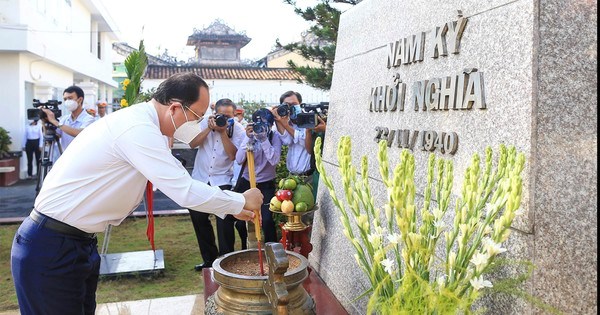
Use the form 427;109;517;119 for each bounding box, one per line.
0;0;119;178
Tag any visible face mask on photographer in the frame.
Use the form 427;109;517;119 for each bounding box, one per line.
170;104;203;145
63;99;79;112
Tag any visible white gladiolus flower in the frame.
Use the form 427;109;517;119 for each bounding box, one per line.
483;225;493;235
367;233;382;249
470;252;490;271
387;233;402;245
483;238;507;256
381;258;395;275
485;203;496;215
433;219;445;230
470;276;493;290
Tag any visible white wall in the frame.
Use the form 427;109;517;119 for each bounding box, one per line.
143;79;329;105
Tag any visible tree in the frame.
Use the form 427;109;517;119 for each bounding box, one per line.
278;0;357;90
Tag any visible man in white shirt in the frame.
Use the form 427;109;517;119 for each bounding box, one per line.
187;98;247;270
11;73;262;315
43;86;95;161
272;91;326;181
22;119;43;179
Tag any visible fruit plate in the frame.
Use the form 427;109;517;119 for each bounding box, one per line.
270;205;319;232
269;205;319;216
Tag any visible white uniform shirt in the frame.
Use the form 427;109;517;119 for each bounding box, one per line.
57;110;95;150
280;125;312;174
191;118;245;186
23;123;43;147
35;102;245;233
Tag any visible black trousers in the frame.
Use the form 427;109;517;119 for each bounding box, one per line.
234;177;277;243
25;139;41;177
188;184;248;262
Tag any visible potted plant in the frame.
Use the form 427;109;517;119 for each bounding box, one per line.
0;126;22;186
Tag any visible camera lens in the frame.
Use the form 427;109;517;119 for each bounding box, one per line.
277;104;289;117
214;114;228;127
252;122;266;134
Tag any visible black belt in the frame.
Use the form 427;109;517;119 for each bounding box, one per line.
291;169;314;177
30;209;96;239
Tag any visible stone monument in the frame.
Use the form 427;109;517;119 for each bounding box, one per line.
310;0;596;314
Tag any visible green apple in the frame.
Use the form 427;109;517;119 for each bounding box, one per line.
282;178;297;190
295;202;308;212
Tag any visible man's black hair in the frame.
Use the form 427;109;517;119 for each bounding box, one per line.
279;91;302;104
63;86;85;101
215;98;237;111
153;73;209;108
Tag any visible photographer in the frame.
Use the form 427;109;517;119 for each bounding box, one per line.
11;73;262;315
186;98;247;270
41;86;95;159
22;119;43;179
235;108;283;243
272;91;327;182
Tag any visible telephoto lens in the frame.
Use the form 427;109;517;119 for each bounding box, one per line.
214;114;228;127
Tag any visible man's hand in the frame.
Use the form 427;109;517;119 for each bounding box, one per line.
312;116;327;133
242;188;263;213
233;209;255;221
209;117;228;134
41;108;59;126
269;107;287;123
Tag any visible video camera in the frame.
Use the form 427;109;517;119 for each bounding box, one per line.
27;99;62;121
295;102;329;129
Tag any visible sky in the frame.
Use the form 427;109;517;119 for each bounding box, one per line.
101;0;343;62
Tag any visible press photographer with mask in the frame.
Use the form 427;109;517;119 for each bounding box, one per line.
187;98;248;270
11;73;262;315
271;91;327;182
41;86;95;159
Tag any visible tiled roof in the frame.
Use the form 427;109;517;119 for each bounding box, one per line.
145;65;303;81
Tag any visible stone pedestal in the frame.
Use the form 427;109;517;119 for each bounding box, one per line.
309;1;597;314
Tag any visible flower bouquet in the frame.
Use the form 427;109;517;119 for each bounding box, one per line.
314;136;558;314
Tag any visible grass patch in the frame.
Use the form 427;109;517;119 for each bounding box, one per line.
0;214;220;311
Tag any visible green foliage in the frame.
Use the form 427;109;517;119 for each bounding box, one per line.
122;40;149;107
139;87;157;102
237;99;267;121
279;0;356;90
0;127;12;159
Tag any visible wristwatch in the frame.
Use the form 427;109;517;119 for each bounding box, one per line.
56;122;64;129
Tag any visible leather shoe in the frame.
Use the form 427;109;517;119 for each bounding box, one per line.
194;262;213;271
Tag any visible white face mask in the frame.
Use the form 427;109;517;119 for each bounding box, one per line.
63;99;78;112
170;106;203;144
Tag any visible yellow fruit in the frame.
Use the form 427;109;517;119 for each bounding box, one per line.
270;196;282;211
281;200;295;213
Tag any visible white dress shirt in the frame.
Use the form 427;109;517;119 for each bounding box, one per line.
57;110;95;150
35;102;246;233
280;125;312;174
22;123;43;147
191;118;245;186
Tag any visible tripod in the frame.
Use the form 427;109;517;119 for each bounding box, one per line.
35;123;63;195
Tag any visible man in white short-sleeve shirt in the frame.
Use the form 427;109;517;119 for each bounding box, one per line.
187;98;247;270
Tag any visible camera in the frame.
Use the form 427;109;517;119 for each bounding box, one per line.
251;108;274;134
295;102;329;129
214;114;231;127
276;103;290;117
28;99;62;121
